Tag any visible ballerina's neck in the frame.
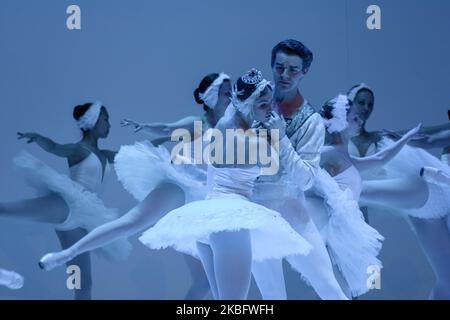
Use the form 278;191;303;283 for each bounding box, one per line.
204;108;218;128
80;131;100;149
274;91;304;118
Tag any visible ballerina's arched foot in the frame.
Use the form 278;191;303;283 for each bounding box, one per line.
0;270;24;290
39;251;72;271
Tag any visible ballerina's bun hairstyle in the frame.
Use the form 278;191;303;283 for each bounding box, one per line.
319;95;352;134
193;73;224;111
73;102;105;131
194;73;231;111
320;101;337;121
73;103;94;120
271;39;313;72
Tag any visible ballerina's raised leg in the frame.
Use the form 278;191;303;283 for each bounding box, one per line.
1;102;132;299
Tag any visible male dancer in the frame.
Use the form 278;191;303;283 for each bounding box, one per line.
252;39;348;300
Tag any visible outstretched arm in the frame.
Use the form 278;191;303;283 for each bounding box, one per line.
150;136;172;146
393;122;450;136
121;116;202;138
17;132;75;158
351;124;422;172
383;122;450;149
410;130;450;149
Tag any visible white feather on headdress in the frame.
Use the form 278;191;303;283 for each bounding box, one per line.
76;101;102;131
347;83;373;102
323;94;350;134
199;73;230;109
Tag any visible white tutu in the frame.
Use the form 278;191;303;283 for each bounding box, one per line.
378;138;450;219
14;152;132;261
442;153;449;166
422;166;450;188
310;168;384;297
139;193;312;262
114;141;207;203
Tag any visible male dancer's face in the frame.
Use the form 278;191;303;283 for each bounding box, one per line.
272;52;306;98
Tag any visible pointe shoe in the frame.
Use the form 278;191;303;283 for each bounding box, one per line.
0;270;24;290
39;251;72;271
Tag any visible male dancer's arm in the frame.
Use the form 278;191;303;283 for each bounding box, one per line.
277;113;325;191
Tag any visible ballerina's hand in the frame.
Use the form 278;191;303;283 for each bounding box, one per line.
17;132;39;144
403;123;423;141
120;119;144;132
263;111;286;140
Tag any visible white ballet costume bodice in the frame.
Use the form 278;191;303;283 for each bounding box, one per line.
333;165;362;201
206;165;260;200
69;153;109;194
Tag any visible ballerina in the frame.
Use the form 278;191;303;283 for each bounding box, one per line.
135;68;312;300
120;73;232;299
348;83;450;299
306;94;420;298
0;102;131;299
38;73;232;300
41;69;312;300
0;268;24;290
